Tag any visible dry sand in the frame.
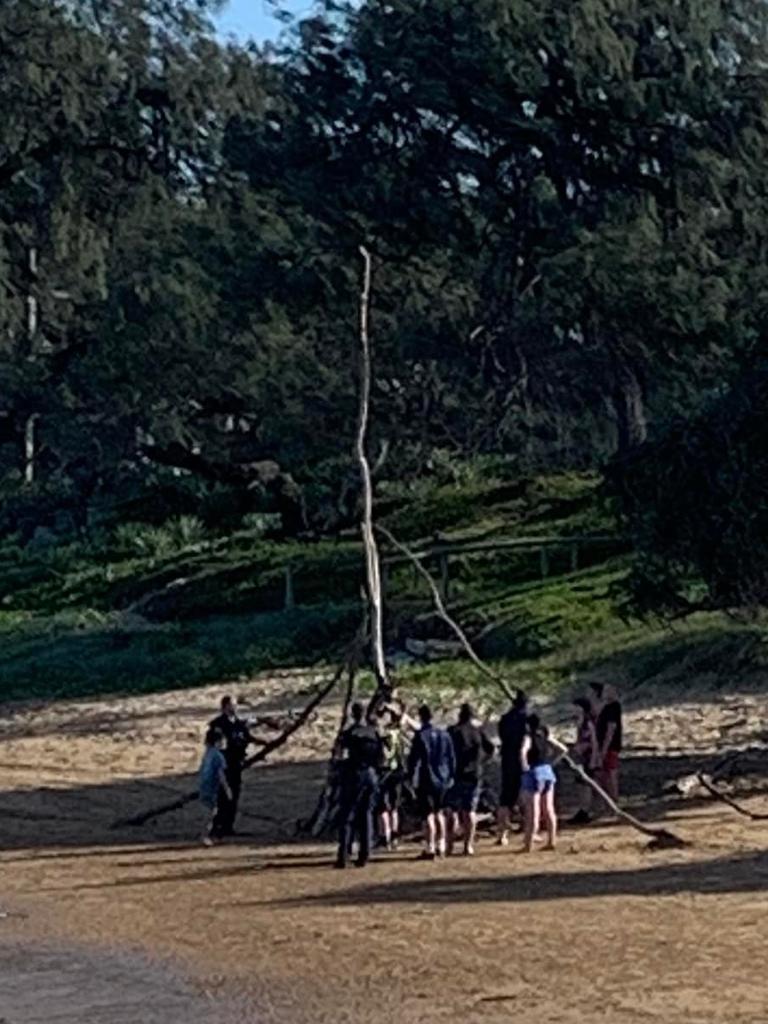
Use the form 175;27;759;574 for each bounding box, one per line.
2;672;768;1023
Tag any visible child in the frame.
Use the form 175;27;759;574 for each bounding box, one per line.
198;726;232;846
568;697;600;825
520;714;558;853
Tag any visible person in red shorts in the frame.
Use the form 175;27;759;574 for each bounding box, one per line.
593;683;623;803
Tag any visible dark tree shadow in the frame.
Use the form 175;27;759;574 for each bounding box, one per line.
255;848;768;910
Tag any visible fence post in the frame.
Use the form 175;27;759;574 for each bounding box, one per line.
284;563;295;610
439;553;450;601
570;543;579;573
540;546;549;578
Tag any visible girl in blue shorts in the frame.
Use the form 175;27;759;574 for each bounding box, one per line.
520;714;558;853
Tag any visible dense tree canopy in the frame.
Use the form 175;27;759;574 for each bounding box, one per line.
1;0;768;612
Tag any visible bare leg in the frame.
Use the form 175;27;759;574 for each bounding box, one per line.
391;809;400;844
379;810;392;849
436;810;448;856
463;810;478;854
425;812;437;854
607;768;620;803
523;791;540;853
543;786;557;850
497;804;511;845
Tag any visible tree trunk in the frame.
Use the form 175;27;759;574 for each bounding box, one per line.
612;365;648;454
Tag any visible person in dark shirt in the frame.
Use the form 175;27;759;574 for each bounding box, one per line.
496;689;528;846
447;703;494;856
335;702;383;869
594;684;623;803
208;695;260;837
520;714;558;853
407;704;456;860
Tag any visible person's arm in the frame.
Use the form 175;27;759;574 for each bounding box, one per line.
519;735;531;772
406;732;422;783
446;733;457;779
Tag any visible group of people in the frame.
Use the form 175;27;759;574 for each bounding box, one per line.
333;683;623;867
196;684;624;863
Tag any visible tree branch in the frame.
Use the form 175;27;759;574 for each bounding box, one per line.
377;525;516;702
357;245;389;697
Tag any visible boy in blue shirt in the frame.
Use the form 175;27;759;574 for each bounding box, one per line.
198;727;232;846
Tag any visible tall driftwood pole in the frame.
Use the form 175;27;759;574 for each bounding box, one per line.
356;245;389;700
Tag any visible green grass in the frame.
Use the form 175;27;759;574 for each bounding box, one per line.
7;468;752;708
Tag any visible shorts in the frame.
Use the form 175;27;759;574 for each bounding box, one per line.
602;750;620;772
378;770;403;813
521;764;557;795
416;783;449;818
500;770;522;809
447;781;481;813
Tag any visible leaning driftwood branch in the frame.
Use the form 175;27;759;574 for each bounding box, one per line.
357;245;389;700
377;525;515;702
377;526;685;848
110;665;347;829
548;738;686;848
696;772;768;821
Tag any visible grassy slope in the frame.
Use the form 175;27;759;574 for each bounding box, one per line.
1;471;763;705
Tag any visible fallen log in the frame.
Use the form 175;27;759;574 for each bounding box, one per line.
696;772;768;821
110;664;347;829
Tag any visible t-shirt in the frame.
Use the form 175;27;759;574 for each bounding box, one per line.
498;708;527;773
449;723;494;785
341;723;383;772
381;727;405;771
407;725;456;791
209;713;255;768
596;700;623;753
199;747;226;804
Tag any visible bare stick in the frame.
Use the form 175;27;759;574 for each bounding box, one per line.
377;525;515;702
111;664;348;829
357;245;389;698
378;526;685;848
696;773;768;821
547;737;685;847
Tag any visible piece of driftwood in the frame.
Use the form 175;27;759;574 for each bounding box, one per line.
374;528;686;849
378;525;516;702
110;664;347;829
696;772;768;821
547;739;687;849
357;245;389;701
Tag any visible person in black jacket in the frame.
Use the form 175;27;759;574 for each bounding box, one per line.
335;702;383;869
496;690;528;846
208;695;260;837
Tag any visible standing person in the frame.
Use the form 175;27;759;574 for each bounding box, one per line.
198;727;232;847
520;714;558;853
335;702;383;869
209;695;260;837
568;697;600;825
447;703;495;856
377;708;406;851
496;689;528;846
407;704;456;861
595;684;623;803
